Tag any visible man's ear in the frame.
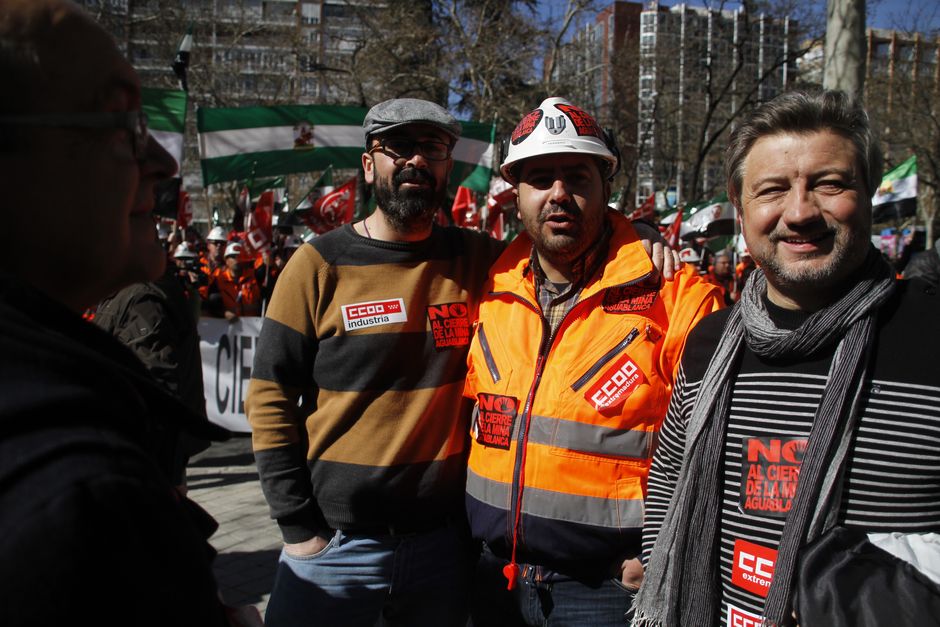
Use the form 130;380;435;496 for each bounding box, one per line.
362;151;374;185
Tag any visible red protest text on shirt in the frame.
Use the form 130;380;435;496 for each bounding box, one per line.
739;436;806;519
475;394;519;450
731;539;777;597
602;285;658;313
426;302;471;349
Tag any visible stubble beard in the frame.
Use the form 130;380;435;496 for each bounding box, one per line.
755;222;869;295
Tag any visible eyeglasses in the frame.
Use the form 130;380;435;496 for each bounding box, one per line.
0;110;149;158
369;136;453;162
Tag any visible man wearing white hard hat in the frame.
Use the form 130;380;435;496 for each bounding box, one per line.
206;240;262;320
463;97;723;625
246;97;682;627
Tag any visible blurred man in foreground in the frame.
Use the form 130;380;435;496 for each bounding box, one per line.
0;1;249;624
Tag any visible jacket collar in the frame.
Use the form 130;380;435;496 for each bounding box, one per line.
489;209;656;300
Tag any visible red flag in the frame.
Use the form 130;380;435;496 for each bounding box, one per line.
483;185;514;240
244;190;274;256
451;186;479;228
177;190;192;229
663;207;684;248
304;177;356;234
627;193;656;222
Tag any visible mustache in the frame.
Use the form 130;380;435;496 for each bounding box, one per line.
394;167;436;188
539;201;581;220
768;224;836;244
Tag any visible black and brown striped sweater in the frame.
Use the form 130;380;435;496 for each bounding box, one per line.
246;223;505;543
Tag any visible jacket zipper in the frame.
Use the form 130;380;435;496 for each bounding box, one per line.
569;326;640;392
476;323;501;383
498;270;657;588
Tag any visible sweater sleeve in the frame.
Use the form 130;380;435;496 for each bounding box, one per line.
246;246;327;543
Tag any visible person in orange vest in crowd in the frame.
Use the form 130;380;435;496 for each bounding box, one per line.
202;225;228;273
207;241;262;320
706;249;737;305
735;250;757;293
463;97;724;626
199;225;228;299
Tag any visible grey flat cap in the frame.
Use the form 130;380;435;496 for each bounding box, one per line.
363;98;461;145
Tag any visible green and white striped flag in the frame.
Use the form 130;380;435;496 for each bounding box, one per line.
197;104;496;191
142;87;187;167
453;120;496;193
872;155;917;206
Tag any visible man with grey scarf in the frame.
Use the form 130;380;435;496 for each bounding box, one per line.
634;89;940;627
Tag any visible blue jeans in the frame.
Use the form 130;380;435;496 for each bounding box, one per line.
471;547;636;626
264;523;473;627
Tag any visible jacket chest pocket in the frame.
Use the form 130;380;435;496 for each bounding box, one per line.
551;321;666;461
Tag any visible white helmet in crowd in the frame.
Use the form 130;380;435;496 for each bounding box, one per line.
500;97;620;186
173;242;197;259
678;247;701;264
207;226;228;242
224;241;243;258
283;235;303;249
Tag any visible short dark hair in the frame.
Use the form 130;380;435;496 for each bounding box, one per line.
725;89;882;208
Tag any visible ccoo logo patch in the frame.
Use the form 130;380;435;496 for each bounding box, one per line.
584;354;647;411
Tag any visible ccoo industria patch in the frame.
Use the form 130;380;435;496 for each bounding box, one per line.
474;394;519;450
603;285;658;313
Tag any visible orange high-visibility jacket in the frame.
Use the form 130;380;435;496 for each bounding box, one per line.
464;210;723;581
212;268;262;317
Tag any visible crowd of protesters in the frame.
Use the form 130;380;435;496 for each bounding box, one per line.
159;222;305;321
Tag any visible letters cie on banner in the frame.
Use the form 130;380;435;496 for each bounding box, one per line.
198;317;262;433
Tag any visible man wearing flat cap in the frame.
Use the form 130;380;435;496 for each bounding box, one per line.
247;98;505;626
248;97;680;625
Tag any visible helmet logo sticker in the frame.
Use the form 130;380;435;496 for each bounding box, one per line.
510;109;544;145
545;115;566;135
554;103;603;139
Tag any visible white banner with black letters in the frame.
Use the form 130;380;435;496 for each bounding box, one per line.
199;317;261;433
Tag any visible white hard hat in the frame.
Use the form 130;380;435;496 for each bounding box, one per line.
224;241;243;258
679;247;701;264
500;97;620;185
207;226;228;242
283;235;303;249
173;242;197;259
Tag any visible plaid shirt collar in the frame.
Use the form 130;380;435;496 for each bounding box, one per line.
528;219;612;334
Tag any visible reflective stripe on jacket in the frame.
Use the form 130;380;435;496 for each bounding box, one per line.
464;210;724;579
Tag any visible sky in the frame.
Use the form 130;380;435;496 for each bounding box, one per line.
543;1;940;33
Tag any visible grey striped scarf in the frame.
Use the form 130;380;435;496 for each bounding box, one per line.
633;247;896;627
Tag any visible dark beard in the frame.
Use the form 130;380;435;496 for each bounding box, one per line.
373;167;446;232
